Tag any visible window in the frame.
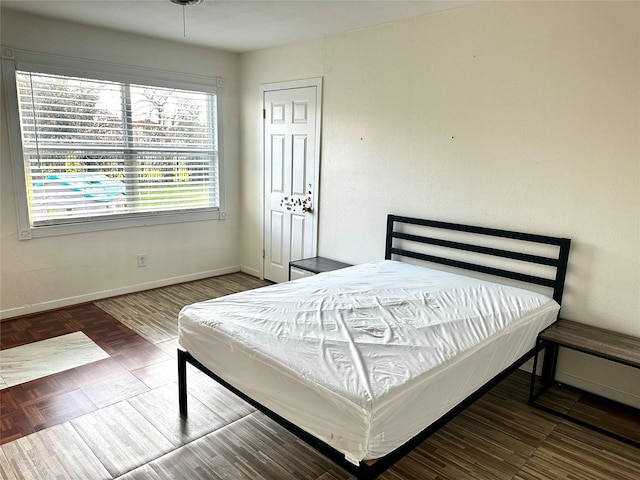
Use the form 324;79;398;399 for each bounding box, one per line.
2;48;224;239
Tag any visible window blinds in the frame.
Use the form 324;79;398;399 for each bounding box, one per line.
16;71;218;225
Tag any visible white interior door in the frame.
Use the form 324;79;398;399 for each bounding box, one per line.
263;79;321;283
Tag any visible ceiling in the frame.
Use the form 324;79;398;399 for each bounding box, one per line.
2;0;479;53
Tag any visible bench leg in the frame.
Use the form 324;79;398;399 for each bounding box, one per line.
541;342;559;386
178;349;188;417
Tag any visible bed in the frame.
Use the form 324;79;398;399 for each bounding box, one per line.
177;215;571;479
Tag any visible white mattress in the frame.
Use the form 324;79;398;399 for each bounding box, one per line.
178;260;559;463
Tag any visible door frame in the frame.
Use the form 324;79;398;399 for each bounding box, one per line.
260;77;322;280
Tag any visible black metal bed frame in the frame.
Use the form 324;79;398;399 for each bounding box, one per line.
178;214;571;480
384;214;571;304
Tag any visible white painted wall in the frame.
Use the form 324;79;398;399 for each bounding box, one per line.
1;10;241;317
240;2;639;405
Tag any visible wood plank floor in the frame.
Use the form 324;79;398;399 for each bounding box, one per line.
1;273;639;479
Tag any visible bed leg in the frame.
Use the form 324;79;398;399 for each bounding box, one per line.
178;349;188;417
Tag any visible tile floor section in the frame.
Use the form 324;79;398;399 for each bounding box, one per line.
1;274;639;480
1;331;109;389
1;303;176;444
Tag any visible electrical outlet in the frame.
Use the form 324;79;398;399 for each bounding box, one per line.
137;254;147;267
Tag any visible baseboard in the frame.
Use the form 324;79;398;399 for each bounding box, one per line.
0;266;241;321
240;264;262;279
555;371;640;409
519;353;639;408
519;360;639;415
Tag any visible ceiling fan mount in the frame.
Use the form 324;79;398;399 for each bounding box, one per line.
170;0;203;5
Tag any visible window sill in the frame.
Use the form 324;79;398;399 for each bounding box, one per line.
20;209;225;240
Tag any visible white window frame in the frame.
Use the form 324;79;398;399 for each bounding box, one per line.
2;47;226;240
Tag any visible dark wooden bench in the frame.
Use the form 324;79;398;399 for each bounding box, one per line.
529;319;640;447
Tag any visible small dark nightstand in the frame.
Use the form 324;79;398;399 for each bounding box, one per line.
288;256;352;281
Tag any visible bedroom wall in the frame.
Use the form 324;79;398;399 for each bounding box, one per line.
239;2;639;405
0;9;241;317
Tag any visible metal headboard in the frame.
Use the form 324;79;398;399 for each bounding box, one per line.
385;214;571;304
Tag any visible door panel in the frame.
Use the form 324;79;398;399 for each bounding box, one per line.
293;101;308;123
263;81;321;283
269;210;284;267
290;214;306;261
271;135;285;193
292;135;307;195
